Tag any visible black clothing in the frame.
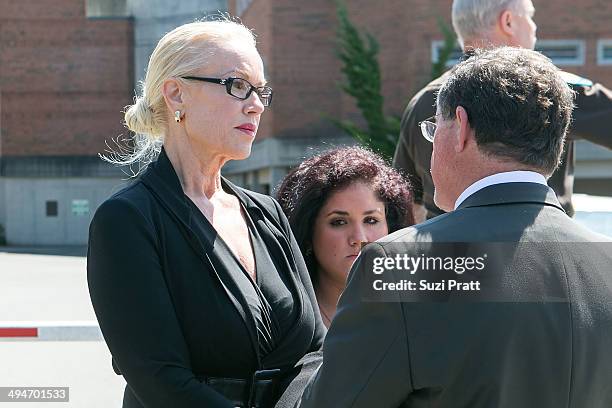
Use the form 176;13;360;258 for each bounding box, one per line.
87;148;326;408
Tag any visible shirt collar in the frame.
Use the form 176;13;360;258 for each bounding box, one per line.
454;171;547;210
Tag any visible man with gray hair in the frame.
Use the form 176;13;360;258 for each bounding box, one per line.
296;46;612;408
393;0;612;221
452;0;536;49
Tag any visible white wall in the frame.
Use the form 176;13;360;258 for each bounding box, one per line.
4;178;129;245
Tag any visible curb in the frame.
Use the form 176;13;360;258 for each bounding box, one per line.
0;321;103;341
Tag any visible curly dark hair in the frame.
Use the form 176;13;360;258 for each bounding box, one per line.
276;146;415;282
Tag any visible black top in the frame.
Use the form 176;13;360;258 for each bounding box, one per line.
87;148;326;408
185;196;301;364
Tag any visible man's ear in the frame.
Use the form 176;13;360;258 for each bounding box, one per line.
498;9;515;37
454;106;471;153
161;78;185;114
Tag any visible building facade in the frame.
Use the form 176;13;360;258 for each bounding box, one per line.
0;0;228;245
0;0;133;245
1;0;610;245
228;0;612;194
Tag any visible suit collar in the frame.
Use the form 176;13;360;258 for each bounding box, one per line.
454;171;547;210
456;182;565;213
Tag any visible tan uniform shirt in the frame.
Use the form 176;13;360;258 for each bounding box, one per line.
393;70;612;218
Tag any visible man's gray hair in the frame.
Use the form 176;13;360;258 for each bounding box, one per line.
452;0;520;47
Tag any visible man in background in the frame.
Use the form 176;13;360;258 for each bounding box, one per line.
393;0;612;221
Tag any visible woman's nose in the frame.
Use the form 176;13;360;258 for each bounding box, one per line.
244;91;265;115
349;226;368;247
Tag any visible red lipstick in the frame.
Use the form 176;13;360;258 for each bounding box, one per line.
236;123;257;136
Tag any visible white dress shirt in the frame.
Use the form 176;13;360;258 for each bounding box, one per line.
454;171;548;210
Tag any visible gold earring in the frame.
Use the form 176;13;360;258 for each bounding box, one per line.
174;110;182;123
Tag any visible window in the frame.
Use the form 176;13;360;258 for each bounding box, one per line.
432;40;586;67
535;40;585;66
46;201;58;217
431;41;463;67
597;40;612;65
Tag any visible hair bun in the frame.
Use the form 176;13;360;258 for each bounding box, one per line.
124;97;163;137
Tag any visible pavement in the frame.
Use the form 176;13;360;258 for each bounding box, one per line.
0;249;126;407
0;251;94;321
0;341;125;407
0;246;88;257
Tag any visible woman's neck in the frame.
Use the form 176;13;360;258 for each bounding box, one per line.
163;136;227;199
315;270;346;326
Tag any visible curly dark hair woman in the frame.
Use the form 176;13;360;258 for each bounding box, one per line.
276;146;414;327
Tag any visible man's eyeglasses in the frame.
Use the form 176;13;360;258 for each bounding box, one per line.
181;76;273;107
419;116;436;142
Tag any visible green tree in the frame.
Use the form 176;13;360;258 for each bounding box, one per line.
332;2;457;160
333;0;398;161
431;18;458;80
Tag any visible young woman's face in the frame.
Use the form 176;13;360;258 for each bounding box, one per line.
312;181;389;286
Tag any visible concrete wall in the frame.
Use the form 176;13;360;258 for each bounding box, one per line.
575;141;612;195
576;141;612;178
4;177;129;246
86;0;227;95
86;0;129;17
0;178;6;243
223;133;356;194
128;0;228;86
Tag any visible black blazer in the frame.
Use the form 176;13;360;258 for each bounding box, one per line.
298;182;612;407
87;149;325;408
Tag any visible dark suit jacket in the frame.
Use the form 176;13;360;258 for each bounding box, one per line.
393;72;612;218
87;149;325;408
298;182;612;407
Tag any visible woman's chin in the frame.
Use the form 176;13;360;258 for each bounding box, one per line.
233;147;252;161
225;143;253;161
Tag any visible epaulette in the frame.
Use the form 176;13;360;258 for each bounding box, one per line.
560;71;593;88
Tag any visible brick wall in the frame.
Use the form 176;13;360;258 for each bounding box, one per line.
241;0;346;140
0;0;133;156
232;0;275;140
238;0;612;140
536;0;612;82
1;0;609;155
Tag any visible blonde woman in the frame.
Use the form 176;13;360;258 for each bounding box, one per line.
87;20;325;408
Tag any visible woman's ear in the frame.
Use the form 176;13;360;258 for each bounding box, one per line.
161;78;184;114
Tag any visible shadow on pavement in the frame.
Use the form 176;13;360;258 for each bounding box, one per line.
0;246;88;257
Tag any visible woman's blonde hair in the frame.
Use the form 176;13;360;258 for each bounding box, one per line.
104;18;256;171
